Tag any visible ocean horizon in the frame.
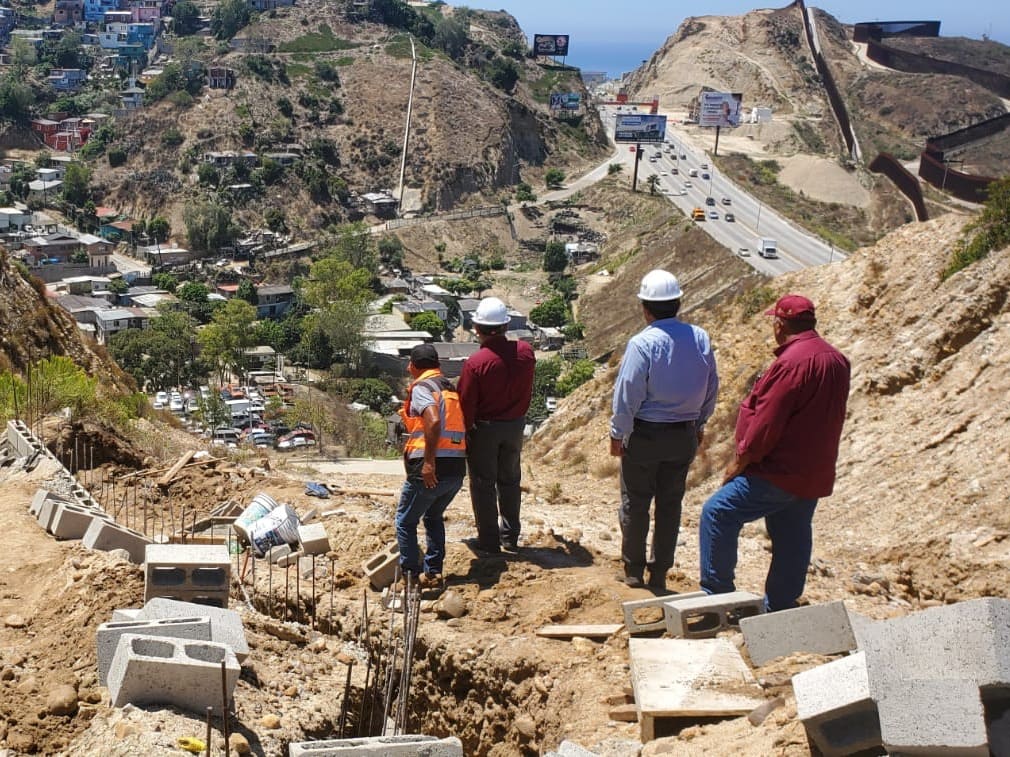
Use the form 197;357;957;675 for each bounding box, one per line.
561;39;663;80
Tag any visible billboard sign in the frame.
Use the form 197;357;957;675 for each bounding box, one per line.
549;92;581;110
614;114;667;144
699;91;744;128
533;34;570;57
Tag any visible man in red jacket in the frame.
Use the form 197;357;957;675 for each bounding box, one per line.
699;295;850;611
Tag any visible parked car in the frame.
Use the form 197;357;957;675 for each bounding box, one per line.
155;391;168;405
276;430;317;450
169;397;184;413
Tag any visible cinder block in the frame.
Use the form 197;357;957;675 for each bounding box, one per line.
876;677;988;755
112;609;142;622
106;634;239;713
298;523;330;555
663;591;763;638
83;519;153;564
277;550;304;569
50;502;114;540
265;544;293;564
144;544;231;603
792;651;882;757
37;495;67;532
862;598;1010;686
622;592;706;634
30;489;69;518
144;590;229;609
96;616;212;686
137;598;248;662
362;542;400;590
740;600;857;666
288;734;463;756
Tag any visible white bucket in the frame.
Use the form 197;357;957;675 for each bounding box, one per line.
233;493;278;546
248;504;300;558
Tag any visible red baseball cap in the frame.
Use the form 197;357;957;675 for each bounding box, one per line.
765;294;816;320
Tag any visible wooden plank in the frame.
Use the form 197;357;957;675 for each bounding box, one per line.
608;704;638;722
629;638;765;742
536;624;623;639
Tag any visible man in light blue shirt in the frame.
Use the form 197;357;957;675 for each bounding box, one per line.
610;270;719;592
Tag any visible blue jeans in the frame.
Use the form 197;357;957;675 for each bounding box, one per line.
699;475;817;612
395;474;464;576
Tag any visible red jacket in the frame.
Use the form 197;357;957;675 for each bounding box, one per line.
736;331;850;498
457;335;535;428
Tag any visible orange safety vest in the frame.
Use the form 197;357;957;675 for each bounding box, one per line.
400;369;467;460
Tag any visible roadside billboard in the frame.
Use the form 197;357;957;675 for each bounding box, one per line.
614;114;667;144
699;91;744;128
549;92;581;110
533;34;570;57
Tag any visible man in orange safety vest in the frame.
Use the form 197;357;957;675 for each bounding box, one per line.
395;344;467;588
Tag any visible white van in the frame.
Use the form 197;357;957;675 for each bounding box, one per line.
211;427;241;446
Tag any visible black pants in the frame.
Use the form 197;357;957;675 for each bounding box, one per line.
467;418;525;549
619;420;698;579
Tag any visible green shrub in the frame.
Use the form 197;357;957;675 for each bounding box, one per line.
108;146;127;167
161;128;184;147
556;359;596;396
944;177;1010;278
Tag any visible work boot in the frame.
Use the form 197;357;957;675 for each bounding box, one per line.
618;572;646;589
647;570;669;595
418;572;443;591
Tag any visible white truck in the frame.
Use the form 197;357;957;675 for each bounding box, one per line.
757;238;778;259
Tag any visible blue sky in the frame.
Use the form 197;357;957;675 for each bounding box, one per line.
475;1;1008;59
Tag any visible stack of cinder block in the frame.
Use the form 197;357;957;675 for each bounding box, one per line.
287;735;464;756
98;597;248;713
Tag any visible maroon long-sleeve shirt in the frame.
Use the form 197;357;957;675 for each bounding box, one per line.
736;330;850;498
457;335;535;428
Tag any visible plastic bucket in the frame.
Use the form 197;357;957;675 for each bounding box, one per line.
233;493;278;546
248;504;300;558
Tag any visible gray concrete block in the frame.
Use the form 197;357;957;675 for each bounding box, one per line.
288;735;463;756
106;634;239;713
875;677;988;756
112;609;142;622
663;591;763;638
298;523;330;555
277;550;304;569
50;501;113;540
144;544;231;603
740;600;856;666
792;651;881;757
862;598;1010;687
622;591;706;634
96;616;212;686
30;489;70;518
137;598;248;662
265;544;293;564
362;541;399;590
83;519;153;564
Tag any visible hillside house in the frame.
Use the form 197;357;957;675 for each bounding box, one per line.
207;66;236;89
256;284;294;319
457;298;479;330
130;0;162;22
86;0;125;23
0;207;32;230
30;119;61;138
22;232;83;265
27;180;63;205
565;241;599;264
94;307;150;344
57;275;113;297
54;0;85;25
0;8;15;37
537;326;565;350
37;166;65;183
46;131;87;151
139;244;191;265
79;234;113;268
121;84;144;110
202;151;257;167
55;294;112;330
263;151;298;167
215;283;239;299
392;299;449;324
100;218;135;242
103;10;132;24
361;191;398;218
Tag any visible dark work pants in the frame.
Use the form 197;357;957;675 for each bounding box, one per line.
619;421;698;580
467;418;526;549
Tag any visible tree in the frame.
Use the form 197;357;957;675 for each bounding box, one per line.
544;168;565;189
377;236;404;268
303;257;373;309
515;182;536;203
197;163;220;187
176;281;216;322
109;309;201;390
9;38;36;69
62;162;91;207
486;56;518;92
264;208;287;233
236;279;258;305
330;222;377;272
0;76;35;124
152;273;178;292
297;305;365;368
172;0;202;35
52;31;83;68
543;241;568;273
148;216;171;244
211;0;251;40
433;16;468;59
196;392;232;430
646;174;660;195
556;359;596;397
183;200;236;252
412;312;445;340
530;296;568;327
197;298;258;383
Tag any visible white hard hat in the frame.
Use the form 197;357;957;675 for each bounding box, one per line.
637;269;683;301
472;296;510;326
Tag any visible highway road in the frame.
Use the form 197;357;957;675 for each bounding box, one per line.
600;107;845;275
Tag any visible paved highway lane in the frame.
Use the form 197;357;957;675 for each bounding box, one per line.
601;107;846;275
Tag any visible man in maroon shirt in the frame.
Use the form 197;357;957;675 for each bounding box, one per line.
457;297;535;554
698;294;850;611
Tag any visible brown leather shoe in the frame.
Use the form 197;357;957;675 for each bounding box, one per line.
419;572;444;591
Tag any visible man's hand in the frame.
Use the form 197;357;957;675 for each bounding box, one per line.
422;460;438;488
609;437;625;457
722;452;751;485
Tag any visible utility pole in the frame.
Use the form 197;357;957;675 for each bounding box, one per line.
396;35;417;217
631;143;643;191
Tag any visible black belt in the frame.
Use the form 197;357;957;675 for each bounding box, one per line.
475;417;525;426
634;418;695;430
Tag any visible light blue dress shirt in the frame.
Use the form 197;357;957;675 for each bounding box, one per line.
610;318;719;442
